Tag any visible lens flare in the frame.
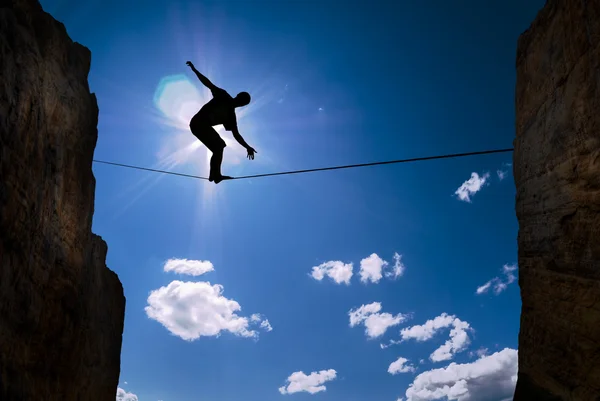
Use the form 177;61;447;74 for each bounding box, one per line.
153;74;201;130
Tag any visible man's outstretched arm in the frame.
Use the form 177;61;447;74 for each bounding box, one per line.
231;127;257;160
186;61;217;91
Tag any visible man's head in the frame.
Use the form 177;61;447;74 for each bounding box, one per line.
234;91;251;107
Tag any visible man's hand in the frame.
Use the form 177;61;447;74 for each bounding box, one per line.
186;61;195;69
246;146;257;160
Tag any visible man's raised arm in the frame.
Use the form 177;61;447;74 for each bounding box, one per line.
186;61;217;91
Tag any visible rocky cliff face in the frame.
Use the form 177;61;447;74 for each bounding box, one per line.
0;0;126;399
513;0;600;400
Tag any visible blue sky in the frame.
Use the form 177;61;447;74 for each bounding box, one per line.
41;0;544;400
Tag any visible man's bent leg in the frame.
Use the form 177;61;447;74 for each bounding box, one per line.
209;148;223;181
210;149;233;184
190;123;228;183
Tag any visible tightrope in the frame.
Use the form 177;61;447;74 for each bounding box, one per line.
93;148;514;181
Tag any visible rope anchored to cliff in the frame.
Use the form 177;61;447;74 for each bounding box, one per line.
92;147;514;182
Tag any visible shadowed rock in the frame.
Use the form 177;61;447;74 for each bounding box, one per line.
513;0;600;399
0;0;126;399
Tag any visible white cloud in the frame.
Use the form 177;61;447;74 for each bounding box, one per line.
359;253;389;283
430;318;472;362
163;258;214;276
476;281;493;295
403;348;518;401
250;313;273;332
386;252;406;279
380;339;403;349
116;388;138;401
454;172;490;202
311;260;353;285
476;264;518;296
312;252;405;285
349;302;408;339
503;264;517;283
497;162;512;182
145;280;269;340
279;369;337;395
400;313;456;342
400;313;472;362
470;347;489;358
477;348;489;357
389;357;416;374
260;319;273;332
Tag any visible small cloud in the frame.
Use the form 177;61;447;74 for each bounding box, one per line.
349;302;408;339
476;263;518;296
279;369;337;395
123;381;128;385
503;264;518;283
145;280;268;340
497;169;508;180
385;252;406;279
163;258;214;276
476;280;493;295
359;253;389;284
388;357;416;374
260;319;273;332
470;347;489;358
116;387;138;401
310;260;353;285
380;339;402;349
312;252;405;285
250;313;273;332
318;107;324;111
399;313;472;362
454;172;490;202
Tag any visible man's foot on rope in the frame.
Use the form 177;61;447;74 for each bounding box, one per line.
213;175;233;184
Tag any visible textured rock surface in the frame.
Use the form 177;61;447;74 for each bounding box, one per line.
513;0;600;400
0;0;125;399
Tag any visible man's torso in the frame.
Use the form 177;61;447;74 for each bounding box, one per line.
193;88;237;131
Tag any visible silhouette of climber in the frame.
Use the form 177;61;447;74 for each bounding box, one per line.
186;61;256;183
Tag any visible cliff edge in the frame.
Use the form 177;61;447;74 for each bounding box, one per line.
0;0;126;399
513;0;600;399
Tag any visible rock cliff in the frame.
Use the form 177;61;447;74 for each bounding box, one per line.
513;0;600;400
0;0;126;399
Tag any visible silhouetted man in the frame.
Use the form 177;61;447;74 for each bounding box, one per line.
186;61;256;183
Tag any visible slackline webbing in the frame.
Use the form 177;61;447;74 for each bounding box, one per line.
92;147;514;181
